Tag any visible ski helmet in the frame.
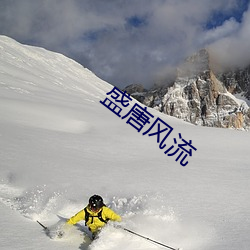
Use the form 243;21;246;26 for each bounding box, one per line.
89;195;104;210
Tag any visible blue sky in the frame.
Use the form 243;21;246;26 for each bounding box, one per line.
206;0;249;28
0;0;249;88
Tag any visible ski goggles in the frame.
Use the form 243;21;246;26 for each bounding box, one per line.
89;204;101;212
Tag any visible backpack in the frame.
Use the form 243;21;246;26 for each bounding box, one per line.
84;206;109;226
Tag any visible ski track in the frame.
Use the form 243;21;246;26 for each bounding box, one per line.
0;181;210;250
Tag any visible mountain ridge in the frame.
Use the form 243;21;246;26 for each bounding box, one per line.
124;49;250;130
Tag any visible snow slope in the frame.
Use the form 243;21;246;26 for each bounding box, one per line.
0;36;250;250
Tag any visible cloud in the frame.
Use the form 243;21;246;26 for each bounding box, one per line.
200;18;240;45
209;4;250;69
0;0;249;88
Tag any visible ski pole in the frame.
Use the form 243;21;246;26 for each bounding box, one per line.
122;227;180;250
37;220;48;231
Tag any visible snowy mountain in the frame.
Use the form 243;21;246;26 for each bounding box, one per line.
217;65;250;101
125;49;250;130
0;36;250;250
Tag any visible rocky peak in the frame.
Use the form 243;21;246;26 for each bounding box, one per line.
177;48;210;78
126;49;250;130
122;83;146;95
122;83;147;103
217;66;250;100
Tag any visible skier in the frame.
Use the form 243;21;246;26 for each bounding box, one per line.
66;194;121;239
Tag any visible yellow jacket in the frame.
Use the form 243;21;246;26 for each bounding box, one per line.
67;206;121;233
